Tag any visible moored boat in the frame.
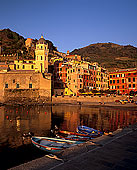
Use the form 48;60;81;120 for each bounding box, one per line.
31;136;81;153
56;130;92;141
77;126;103;136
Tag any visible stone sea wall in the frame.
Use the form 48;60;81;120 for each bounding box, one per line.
0;71;51;105
52;95;127;104
3;89;51;104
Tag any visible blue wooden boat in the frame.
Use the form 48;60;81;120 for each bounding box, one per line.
56;130;92;141
31;136;81;153
77;126;103;136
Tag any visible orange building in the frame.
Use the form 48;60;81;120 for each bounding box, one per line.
109;68;137;95
65;55;82;61
53;61;69;89
25;38;33;48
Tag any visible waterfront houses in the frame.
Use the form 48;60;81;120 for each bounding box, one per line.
109;68;137;95
52;57;109;96
0;35;137;100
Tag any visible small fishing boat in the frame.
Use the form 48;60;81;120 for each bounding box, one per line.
77;126;103;136
56;130;92;141
31;136;81;153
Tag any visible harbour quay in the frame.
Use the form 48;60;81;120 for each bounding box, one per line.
9;123;137;170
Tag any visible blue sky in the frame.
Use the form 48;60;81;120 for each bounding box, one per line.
0;0;137;52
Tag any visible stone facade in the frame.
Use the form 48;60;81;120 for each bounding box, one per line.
0;71;51;104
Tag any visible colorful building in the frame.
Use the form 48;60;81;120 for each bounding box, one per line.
109;68;137;94
67;65;84;95
35;36;49;73
14;59;35;70
65;55;82;61
14;36;49;73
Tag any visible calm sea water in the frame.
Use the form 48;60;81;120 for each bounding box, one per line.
0;104;137;169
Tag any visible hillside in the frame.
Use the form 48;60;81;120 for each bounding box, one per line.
0;29;57;59
70;43;137;71
0;28;25;55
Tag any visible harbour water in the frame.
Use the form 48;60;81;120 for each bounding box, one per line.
0;104;137;169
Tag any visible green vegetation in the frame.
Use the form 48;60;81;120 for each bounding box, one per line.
70;43;137;71
0;28;57;60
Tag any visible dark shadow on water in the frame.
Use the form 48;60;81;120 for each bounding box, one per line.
0;143;46;170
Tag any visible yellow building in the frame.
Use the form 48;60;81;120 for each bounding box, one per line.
96;67;102;90
35;36;49;73
14;60;35;70
14;36;49;73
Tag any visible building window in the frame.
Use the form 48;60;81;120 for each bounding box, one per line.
45;56;46;60
31;65;34;69
128;78;131;82
117;86;119;89
133;84;135;88
110;75;112;78
74;80;75;82
129;84;131;88
22;65;25;69
110;80;112;84
13;79;15;83
113;80;115;84
117;80;119;83
5;83;8;88
41;56;43;60
16;83;19;88
29;83;32;88
122;85;124;89
41;46;43;49
122;79;124;83
113;75;115;78
133;78;135;82
80;84;82;88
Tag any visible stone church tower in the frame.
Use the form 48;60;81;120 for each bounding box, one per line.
35;36;49;73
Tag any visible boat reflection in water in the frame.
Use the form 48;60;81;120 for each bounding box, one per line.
0;104;137;169
52;105;137;133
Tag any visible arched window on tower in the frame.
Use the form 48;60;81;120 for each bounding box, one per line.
41;56;43;60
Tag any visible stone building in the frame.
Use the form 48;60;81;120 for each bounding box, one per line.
0;36;52;104
0;70;51;104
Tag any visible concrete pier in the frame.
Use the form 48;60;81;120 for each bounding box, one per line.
9;123;137;170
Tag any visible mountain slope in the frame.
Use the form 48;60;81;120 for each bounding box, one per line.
0;28;25;54
0;28;57;58
70;43;137;71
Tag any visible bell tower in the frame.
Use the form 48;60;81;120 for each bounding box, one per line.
35;35;49;73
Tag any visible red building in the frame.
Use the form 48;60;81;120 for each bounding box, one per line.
53;61;70;89
109;68;137;95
